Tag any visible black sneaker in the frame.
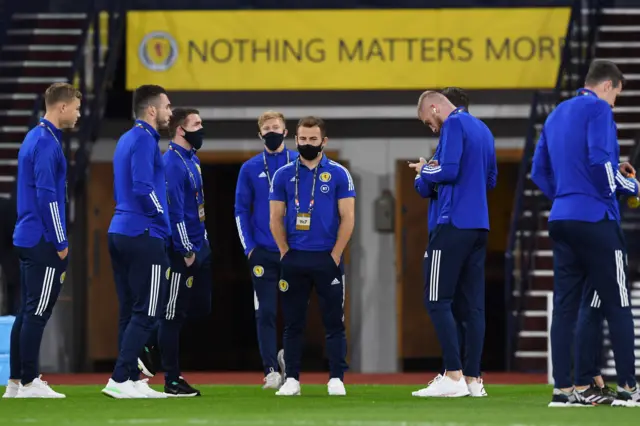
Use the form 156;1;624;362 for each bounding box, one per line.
548;388;595;407
164;377;201;397
137;345;159;378
599;384;619;400
578;383;616;405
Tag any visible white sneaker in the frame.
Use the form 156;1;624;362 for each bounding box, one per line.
411;374;442;397
412;374;470;398
15;376;65;398
468;378;488;397
102;379;148;399
133;379;167;398
2;381;19;398
616;386;640;407
277;349;286;377
275;377;301;396
328;378;346;396
263;370;283;389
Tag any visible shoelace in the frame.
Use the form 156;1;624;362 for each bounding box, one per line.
427;374;443;387
35;375;49;387
263;369;277;383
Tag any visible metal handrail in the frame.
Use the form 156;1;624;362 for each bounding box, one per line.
504;2;578;371
73;5;126;190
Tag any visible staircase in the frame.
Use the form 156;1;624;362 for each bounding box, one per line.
504;2;636;372
0;13;88;199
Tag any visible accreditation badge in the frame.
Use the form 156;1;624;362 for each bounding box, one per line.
198;203;206;222
296;213;311;231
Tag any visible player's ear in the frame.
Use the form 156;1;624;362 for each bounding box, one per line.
322;137;328;147
283;129;288;138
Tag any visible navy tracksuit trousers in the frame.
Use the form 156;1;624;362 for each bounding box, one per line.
10;238;68;385
248;246;281;375
549;219;636;389
423;224;488;378
109;232;169;383
280;250;347;381
156;243;212;384
578;284;605;383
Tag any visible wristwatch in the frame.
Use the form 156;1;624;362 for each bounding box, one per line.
184;251;195;259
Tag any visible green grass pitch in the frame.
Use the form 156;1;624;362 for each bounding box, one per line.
1;384;638;425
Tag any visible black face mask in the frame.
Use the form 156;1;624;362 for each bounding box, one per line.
182;127;204;151
262;132;285;151
297;143;323;161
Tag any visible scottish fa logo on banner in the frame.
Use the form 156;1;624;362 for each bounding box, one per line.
138;31;178;71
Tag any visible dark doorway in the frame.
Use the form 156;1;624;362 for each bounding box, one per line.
179;162;262;371
179;162;331;372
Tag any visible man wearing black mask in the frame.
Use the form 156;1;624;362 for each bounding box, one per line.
137;108;211;397
269;116;356;396
234;110;297;389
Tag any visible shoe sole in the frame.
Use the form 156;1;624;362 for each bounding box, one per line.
548;402;594;408
412;392;471;398
138;358;155;378
612;400;640;407
165;392;200;398
102;388;148;399
14;395;65;398
102;388;130;399
143;393;168;399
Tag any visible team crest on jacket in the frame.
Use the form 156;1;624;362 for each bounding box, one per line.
186;276;194;288
165;267;171;280
60;271;66;284
253;265;264;277
279;280;289;292
319;172;332;183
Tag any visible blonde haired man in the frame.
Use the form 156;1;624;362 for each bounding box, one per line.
234;111;297;388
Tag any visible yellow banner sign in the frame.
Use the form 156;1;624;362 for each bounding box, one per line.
126;9;570;91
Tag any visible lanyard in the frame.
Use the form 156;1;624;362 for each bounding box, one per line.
294;158;319;215
170;145;202;201
262;150;290;186
40;122;60;145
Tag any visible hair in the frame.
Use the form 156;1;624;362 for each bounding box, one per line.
258;110;286;128
416;90;450;113
44;83;82;107
440;87;469;110
132;85;168;119
585;59;625;88
296;116;326;138
168;107;200;139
